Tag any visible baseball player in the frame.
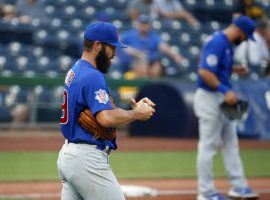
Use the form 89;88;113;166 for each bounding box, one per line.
193;15;259;200
57;22;155;200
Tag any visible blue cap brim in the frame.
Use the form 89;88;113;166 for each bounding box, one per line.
248;34;256;42
108;41;127;48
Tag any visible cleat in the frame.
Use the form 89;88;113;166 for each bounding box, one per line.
228;187;259;200
197;192;227;200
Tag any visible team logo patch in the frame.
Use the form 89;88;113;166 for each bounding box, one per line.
95;89;109;104
206;54;218;67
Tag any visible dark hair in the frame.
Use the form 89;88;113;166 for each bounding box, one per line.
83;39;95;52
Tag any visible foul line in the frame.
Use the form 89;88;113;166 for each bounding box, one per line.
0;193;60;199
157;189;270;195
0;189;270;199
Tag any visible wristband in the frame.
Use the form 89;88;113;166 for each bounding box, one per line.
217;83;229;94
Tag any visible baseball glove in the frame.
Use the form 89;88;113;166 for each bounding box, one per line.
78;109;116;140
220;100;248;120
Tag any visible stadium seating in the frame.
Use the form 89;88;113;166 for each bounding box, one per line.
1;0;268;77
0;106;12;122
33;86;62;122
0;0;269;123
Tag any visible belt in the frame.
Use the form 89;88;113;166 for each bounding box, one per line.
67;140;112;155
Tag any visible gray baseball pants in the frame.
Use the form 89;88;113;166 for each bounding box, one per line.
57;141;125;200
193;88;247;196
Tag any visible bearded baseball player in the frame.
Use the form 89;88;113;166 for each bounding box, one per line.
57;22;155;200
194;15;259;200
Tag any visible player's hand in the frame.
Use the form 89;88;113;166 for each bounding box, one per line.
130;98;137;110
130;97;156;110
134;102;155;121
138;97;156;108
224;91;238;106
233;65;249;76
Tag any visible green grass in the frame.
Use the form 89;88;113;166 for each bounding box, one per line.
111;151;197;178
111;150;270;179
0;151;58;182
0;150;269;182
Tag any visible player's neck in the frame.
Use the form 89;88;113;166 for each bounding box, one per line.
81;52;97;68
223;26;238;43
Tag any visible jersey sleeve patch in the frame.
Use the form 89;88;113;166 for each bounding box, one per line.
206;54;218;67
95;89;109;104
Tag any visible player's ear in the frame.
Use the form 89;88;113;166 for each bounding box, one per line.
93;41;102;53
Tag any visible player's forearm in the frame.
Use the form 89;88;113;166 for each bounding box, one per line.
96;108;138;128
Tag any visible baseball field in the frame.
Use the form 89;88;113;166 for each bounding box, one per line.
0;130;269;200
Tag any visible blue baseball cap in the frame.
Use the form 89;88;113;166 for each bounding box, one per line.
84;22;127;48
232;15;256;41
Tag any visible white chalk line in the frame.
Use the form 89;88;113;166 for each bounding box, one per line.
0;193;60;199
157;189;199;195
157;189;270;195
0;189;270;199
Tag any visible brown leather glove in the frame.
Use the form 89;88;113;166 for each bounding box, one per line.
78;109;116;140
78;96;117;140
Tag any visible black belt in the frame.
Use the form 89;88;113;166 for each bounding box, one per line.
68;141;111;154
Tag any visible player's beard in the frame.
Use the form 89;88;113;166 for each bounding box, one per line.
95;45;111;74
233;37;244;46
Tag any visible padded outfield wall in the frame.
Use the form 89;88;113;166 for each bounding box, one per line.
0;76;270;140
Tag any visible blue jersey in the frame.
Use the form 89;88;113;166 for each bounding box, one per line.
198;31;233;91
60;59;117;150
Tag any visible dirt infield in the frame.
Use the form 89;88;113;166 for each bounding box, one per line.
0;130;269;200
1;130;270;152
0;178;269;200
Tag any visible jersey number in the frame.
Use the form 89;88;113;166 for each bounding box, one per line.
60;89;68;124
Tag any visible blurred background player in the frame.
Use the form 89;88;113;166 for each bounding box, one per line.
194;15;259;200
234;18;269;71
